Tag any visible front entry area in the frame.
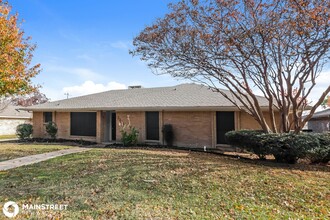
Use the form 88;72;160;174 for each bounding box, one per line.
104;111;116;142
216;111;235;145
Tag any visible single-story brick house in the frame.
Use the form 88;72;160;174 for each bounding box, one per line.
22;84;279;148
0;104;32;135
306;108;330;133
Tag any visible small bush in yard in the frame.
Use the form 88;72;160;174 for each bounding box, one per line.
118;115;139;146
305;133;330;163
162;124;174;147
225;130;268;159
121;127;139;146
260;133;319;164
45;121;58;139
225;130;329;164
16;123;33;140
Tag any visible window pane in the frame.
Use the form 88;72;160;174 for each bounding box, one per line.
146;112;159;140
70;112;96;136
44;112;52;123
216;111;235;144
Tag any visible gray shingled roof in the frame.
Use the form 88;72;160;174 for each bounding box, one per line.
309;108;330;119
0;104;32;118
22;83;270;111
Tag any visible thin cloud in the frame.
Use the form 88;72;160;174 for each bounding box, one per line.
62;80;127;98
76;54;96;63
58;29;81;43
45;65;105;81
71;68;103;80
110;41;132;50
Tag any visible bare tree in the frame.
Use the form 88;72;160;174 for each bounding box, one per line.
131;0;330;133
11;90;49;107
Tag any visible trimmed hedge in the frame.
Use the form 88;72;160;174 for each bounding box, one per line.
45;121;58;139
225;130;267;159
225;130;330;164
258;133;318;163
305;133;330;163
162;124;174;147
16;123;33;140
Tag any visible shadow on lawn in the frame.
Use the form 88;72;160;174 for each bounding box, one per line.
204;151;330;173
105;146;330;173
3;139;329;173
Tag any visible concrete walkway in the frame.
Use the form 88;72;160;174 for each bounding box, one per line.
0;138;18;142
0;147;91;171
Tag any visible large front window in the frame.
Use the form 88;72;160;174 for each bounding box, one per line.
70;112;96;136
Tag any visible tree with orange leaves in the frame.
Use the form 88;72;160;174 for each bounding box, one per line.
0;0;40;110
131;0;330;133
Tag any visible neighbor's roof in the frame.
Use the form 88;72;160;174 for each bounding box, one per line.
22;83;270;111
0;104;32;119
309;108;330;119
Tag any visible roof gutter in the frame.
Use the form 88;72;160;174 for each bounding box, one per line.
20;106;278;112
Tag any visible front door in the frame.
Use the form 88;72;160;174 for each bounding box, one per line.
105;111;116;142
111;112;116;141
216;111;235;144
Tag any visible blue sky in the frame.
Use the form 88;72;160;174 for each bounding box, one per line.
10;0;183;101
9;0;330;103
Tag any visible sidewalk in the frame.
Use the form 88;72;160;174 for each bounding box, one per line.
0;138;18;142
0;147;91;171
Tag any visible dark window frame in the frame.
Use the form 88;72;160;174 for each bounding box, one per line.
145;111;160;141
111;112;116;141
43;112;53;123
216;111;235;145
70;112;97;137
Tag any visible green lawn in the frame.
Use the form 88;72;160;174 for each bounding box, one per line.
0;148;329;219
0;143;73;162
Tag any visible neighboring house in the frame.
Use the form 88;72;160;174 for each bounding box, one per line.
22;84;280;148
0;104;32;135
307;108;330;133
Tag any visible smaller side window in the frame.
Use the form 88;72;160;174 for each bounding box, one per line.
44;112;53;123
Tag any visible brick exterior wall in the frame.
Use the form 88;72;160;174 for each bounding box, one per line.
33;110;281;147
55;112;70;138
32;112;43;138
32;111;97;142
116;111;214;147
96;111;102;143
163;111;214;148
116;112;146;143
239;111;281;131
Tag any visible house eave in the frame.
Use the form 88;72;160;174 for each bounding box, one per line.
20;106;275;112
0;116;32;119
